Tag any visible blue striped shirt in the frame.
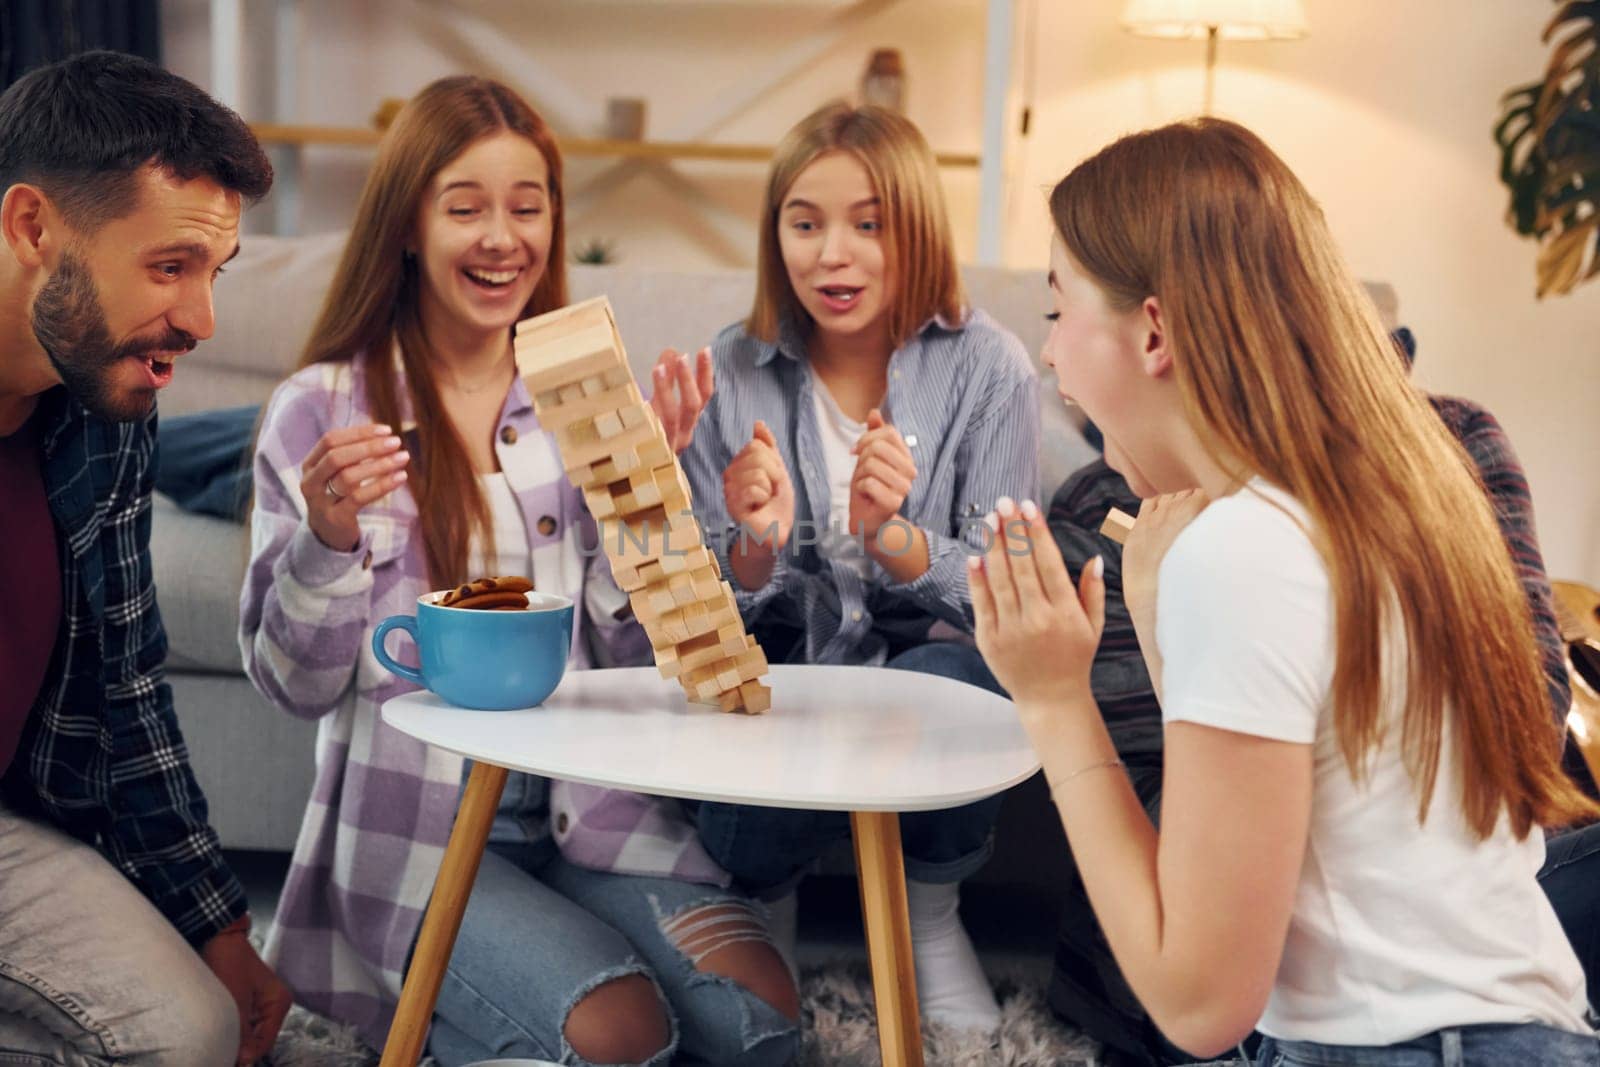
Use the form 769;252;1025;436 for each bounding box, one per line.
681;311;1040;665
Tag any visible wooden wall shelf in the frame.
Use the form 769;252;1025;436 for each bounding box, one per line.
248;123;979;168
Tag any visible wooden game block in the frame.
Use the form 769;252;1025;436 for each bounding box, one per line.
581;375;607;397
647;583;679;616
533;381;643;428
688;564;722;602
608;559;645;592
1100;507;1136;546
653;594;738;646
579;435;672;486
602;509;703;571
582;484;617;521
655;623;742;679
515;324;621;392
656;544;712;577
683;645;766;702
593;410;625;439
513;294;615;352
620;405;649;430
718;679;772;715
557;419;659;470
666;570;698;607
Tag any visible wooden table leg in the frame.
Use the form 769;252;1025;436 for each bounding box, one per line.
851;810;925;1067
379;760;508;1067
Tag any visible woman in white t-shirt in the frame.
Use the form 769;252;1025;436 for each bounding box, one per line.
969;117;1600;1066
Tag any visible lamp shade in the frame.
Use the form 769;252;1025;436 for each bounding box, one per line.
1121;0;1308;40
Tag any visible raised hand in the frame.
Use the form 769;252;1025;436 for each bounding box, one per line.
650;346;715;454
722;420;795;550
299;423;410;552
970;497;1105;711
1121;489;1209;622
848;408;916;543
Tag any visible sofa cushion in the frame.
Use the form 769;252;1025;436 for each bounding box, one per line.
151;492;252;674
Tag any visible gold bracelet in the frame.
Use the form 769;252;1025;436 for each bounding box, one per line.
1049;758;1124;793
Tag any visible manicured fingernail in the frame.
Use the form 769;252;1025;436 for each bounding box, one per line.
393;450;410;463
983;511;999;532
1020;499;1039;521
967;554;982;571
1091;555;1104;578
373;423;392;434
384;436;402;448
996;496;1015;516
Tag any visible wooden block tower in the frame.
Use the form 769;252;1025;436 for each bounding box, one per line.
514;296;771;714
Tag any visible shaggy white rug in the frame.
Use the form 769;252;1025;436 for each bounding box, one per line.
263;961;1100;1066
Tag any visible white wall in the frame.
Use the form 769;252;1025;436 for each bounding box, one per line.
1002;0;1599;584
162;0;1599;582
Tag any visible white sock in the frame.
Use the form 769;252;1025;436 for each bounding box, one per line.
906;878;1001;1033
762;890;799;981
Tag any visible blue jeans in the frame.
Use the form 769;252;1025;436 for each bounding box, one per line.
695;642;1009;893
426;830;797;1066
1256;1022;1599;1065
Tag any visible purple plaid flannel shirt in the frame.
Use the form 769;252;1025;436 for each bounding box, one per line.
239;352;727;1046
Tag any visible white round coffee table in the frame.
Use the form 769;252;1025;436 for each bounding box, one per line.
378;663;1039;1067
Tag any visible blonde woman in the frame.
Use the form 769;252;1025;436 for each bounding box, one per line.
679;102;1040;1032
971;117;1599;1065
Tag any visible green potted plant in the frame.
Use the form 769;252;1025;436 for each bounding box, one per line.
1494;1;1599;297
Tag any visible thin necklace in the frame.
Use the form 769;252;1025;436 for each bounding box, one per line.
443;353;514;395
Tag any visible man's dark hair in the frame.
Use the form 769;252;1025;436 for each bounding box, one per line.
0;50;272;231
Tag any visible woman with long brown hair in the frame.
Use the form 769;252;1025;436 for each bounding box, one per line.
239;76;797;1066
970;117;1599;1065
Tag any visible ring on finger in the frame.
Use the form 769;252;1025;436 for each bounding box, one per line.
325;477;345;501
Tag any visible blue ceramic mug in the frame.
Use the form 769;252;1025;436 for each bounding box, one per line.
372;590;574;710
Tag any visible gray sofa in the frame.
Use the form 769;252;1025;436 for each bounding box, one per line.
152;233;1394;890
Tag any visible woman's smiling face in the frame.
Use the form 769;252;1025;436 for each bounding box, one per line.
413;130;552;342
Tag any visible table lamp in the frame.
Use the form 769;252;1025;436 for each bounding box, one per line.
1121;0;1308;114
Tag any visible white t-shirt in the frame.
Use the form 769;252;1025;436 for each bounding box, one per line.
1157;479;1590;1045
468;467;629;643
810;376;872;577
468;471;535;580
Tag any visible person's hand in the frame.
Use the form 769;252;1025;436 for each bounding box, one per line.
650;347;714;454
970;497;1104;712
848;408;916;543
299;424;409;552
199;918;293;1065
722;420;794;550
1121;489;1209;624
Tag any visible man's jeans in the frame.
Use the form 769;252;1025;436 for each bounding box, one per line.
695;642;1010;893
0;806;238;1066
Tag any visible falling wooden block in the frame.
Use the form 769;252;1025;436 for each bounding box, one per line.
515;294;768;712
1100;507;1136;546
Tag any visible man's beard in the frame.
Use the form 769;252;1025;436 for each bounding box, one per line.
31;250;196;422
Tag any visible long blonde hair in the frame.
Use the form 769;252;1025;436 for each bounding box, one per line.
1051;118;1592;838
747;102;963;347
298;76;567;587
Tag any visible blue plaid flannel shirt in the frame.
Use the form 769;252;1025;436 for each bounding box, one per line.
5;388;246;947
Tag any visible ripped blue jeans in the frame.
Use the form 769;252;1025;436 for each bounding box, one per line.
427;831;798;1067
